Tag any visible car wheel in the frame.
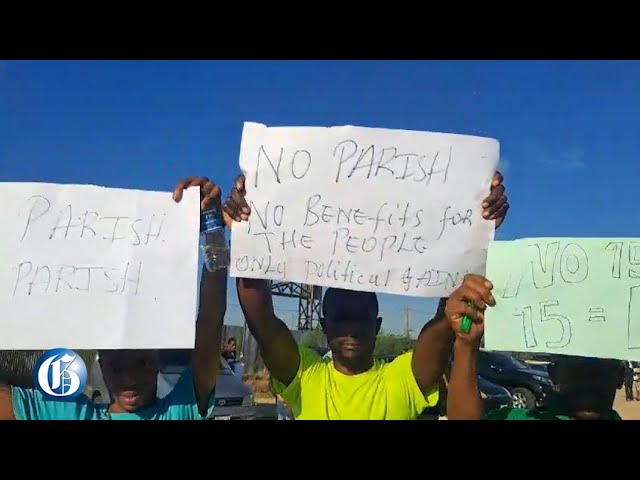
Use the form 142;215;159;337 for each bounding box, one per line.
510;388;536;410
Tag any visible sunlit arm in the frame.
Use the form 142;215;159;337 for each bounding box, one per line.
236;278;299;386
447;341;483;420
190;265;227;416
411;298;456;395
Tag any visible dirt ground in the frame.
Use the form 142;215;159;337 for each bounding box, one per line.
254;390;640;419
249;374;640;420
613;389;640;420
255;392;275;404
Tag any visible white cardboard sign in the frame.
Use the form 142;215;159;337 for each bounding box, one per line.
0;182;200;350
230;122;499;298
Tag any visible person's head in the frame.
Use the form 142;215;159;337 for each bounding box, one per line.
226;338;237;351
98;349;159;412
319;288;382;371
548;355;625;420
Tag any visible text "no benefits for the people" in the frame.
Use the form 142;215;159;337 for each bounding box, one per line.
246;197;473;261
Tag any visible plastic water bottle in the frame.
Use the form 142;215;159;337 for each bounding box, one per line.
200;204;230;272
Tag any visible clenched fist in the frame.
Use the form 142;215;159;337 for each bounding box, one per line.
445;275;496;346
172;176;222;214
223;174;250;228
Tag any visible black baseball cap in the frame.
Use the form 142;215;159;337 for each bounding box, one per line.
322;288;379;322
549;354;621;366
547;355;625;377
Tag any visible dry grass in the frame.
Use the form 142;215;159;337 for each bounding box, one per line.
244;370;276;404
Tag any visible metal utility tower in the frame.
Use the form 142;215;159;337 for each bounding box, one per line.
271;282;322;331
403;306;411;338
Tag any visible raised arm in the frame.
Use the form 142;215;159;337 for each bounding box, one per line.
173;176;227;415
224;175;300;386
410;300;456;395
236;278;300;385
443;275;494;420
410;171;508;395
0;385;16;420
448;341;482;420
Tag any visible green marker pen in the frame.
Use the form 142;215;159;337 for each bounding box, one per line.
460;301;475;334
460;314;473;334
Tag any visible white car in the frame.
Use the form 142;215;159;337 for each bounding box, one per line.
86;354;255;420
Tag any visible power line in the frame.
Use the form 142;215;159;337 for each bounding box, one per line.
226;301;299;313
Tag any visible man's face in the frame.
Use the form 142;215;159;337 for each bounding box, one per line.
550;358;624;420
228;340;236;351
320;288;381;370
322;316;381;364
99;350;159;412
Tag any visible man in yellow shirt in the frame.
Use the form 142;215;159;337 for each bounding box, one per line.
269;288;438;419
224;173;509;420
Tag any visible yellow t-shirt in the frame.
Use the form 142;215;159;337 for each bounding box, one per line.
270;346;438;420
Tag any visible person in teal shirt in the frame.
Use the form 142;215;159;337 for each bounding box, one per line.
0;176;228;420
9;354;213;420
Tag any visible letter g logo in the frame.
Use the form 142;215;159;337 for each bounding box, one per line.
34;348;88;400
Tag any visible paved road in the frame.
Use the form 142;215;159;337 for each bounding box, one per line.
253;404;277;419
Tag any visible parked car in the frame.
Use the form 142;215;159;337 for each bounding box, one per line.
479;376;513;413
525;362;550;374
87;354;256;420
276;395;294;420
206;358;255;420
157;357;255;420
477;350;554;410
418;362;512;420
312;346;330;358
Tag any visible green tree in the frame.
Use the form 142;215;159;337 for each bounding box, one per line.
374;331;415;359
298;328;415;359
300;327;325;348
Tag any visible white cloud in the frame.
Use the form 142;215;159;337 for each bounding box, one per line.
498;156;510;173
556;147;586;169
525;143;587;171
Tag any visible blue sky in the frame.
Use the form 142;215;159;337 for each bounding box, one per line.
2;60;639;334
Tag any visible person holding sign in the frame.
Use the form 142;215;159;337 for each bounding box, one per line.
439;274;495;420
224;172;508;420
488;356;625;420
444;275;625;421
0;176;227;420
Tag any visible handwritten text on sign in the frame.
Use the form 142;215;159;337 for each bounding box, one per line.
0;183;200;350
484;238;640;361
230;122;499;297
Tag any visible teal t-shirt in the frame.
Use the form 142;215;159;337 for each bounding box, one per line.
11;368;216;420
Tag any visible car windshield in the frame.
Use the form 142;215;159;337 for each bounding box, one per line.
485;352;529;370
219;358;234;375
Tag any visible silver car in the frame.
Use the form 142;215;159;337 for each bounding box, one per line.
157;357;255;420
88;355;255;420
